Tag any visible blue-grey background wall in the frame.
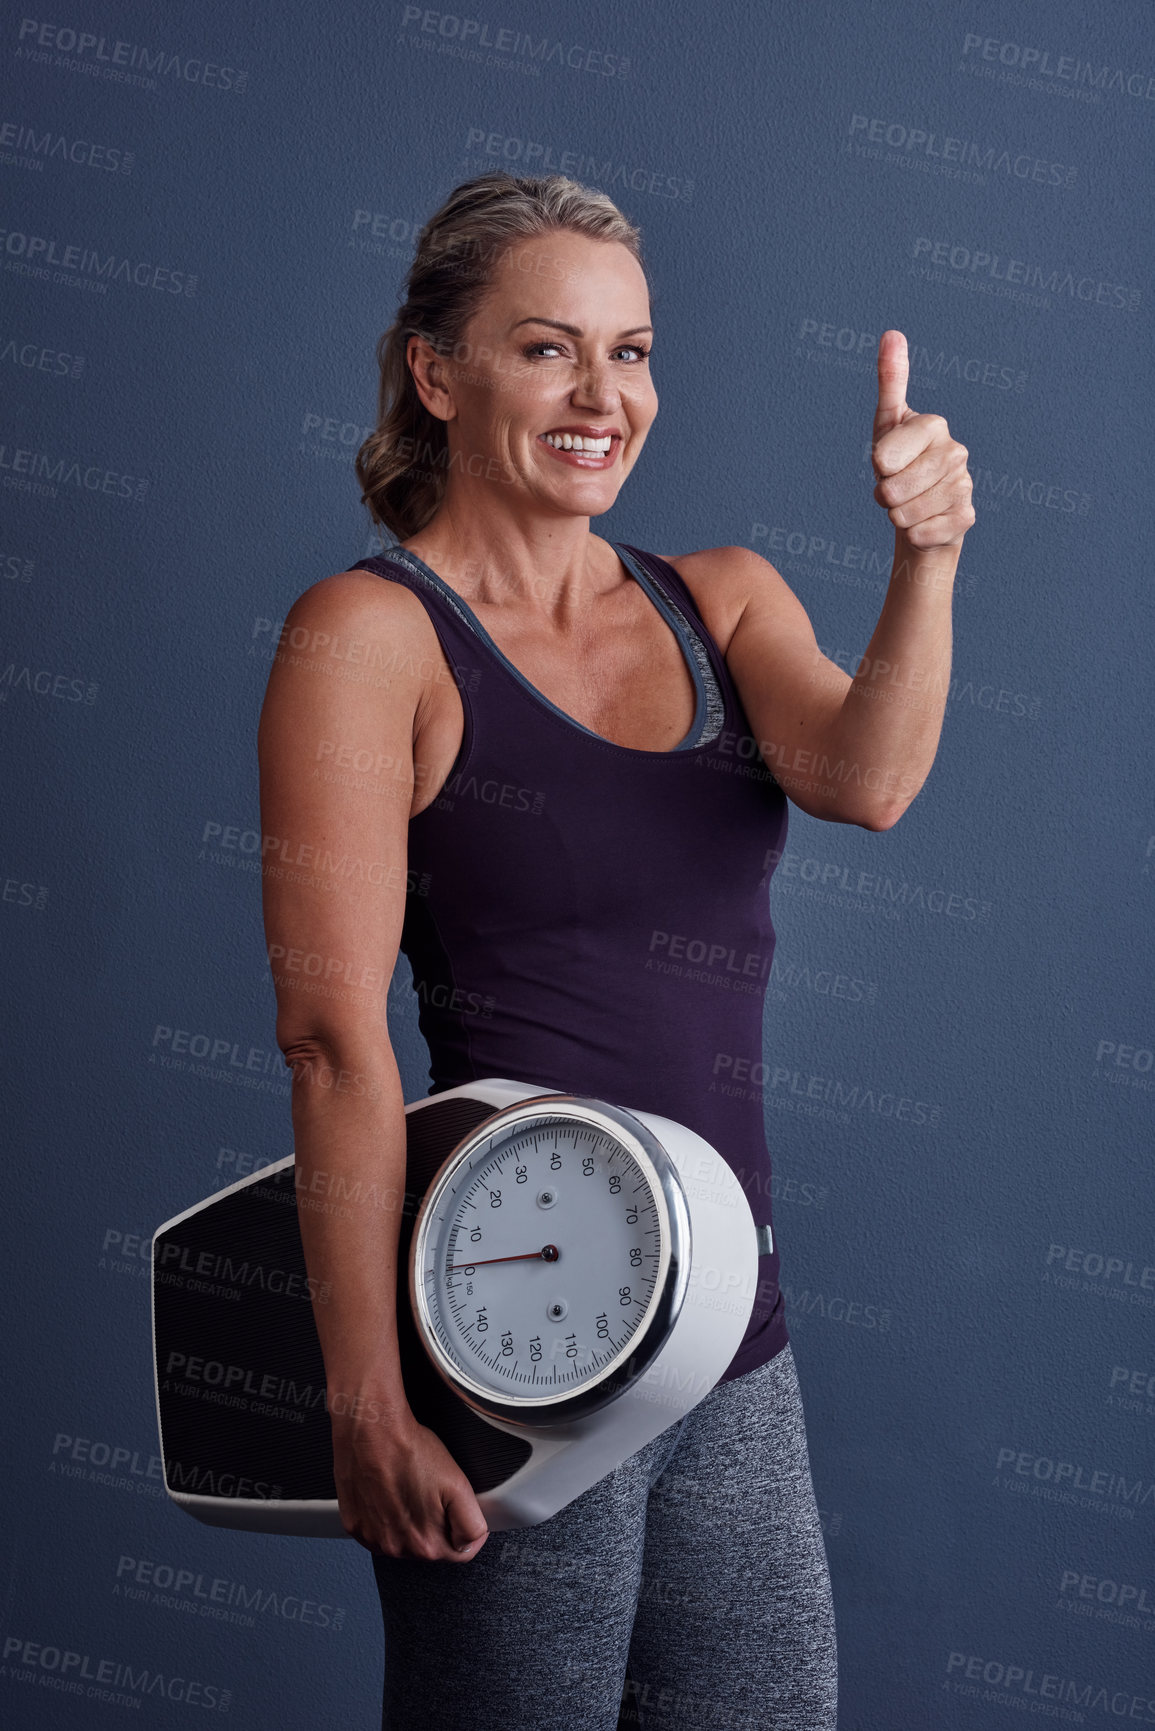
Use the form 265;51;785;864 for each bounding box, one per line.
3;0;1153;1725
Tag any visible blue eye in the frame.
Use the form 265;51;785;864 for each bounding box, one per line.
522;342;651;362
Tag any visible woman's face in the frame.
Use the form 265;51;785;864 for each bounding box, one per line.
411;228;658;517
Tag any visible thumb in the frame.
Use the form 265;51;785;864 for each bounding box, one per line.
446;1487;489;1553
873;329;910;441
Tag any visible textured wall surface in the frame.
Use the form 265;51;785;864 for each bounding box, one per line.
3;1;1152;1725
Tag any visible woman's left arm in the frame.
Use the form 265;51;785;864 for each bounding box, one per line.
716;329;975;830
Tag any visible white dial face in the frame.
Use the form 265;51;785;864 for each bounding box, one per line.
414;1111;671;1405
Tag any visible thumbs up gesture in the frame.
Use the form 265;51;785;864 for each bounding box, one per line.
872;331;975;555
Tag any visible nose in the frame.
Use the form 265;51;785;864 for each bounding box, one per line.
570;362;619;414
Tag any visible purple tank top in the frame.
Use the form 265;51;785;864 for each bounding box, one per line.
347;540;791;1382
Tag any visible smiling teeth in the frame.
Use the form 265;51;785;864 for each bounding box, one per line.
543;432;613;453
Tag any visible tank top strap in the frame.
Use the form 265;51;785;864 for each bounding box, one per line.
356;543;717;669
614;543;711;644
350;541;738;750
346;549;489;688
614;542;738;725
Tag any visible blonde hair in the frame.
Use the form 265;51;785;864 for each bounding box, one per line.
354;172;648;542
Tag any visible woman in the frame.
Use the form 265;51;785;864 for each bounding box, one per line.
258;173;973;1730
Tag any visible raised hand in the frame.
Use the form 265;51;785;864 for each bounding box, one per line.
871;330;974;553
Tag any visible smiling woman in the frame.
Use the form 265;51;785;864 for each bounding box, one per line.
354;191;659;542
257;169;971;1731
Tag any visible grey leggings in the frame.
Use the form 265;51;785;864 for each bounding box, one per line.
372;1342;838;1730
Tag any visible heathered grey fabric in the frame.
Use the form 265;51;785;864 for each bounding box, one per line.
372;1343;838;1730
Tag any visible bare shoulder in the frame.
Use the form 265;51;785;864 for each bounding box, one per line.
257;562;449;747
279;562;434;642
654;545;796;656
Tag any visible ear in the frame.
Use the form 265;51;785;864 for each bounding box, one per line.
407;333;456;423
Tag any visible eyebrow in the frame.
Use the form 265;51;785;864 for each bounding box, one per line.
510;317;653;338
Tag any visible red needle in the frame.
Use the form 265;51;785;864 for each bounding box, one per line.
447;1245;559;1270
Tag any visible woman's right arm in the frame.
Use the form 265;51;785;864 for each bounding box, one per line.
257;569;489;1563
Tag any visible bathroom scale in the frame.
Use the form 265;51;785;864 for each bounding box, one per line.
151;1077;771;1535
